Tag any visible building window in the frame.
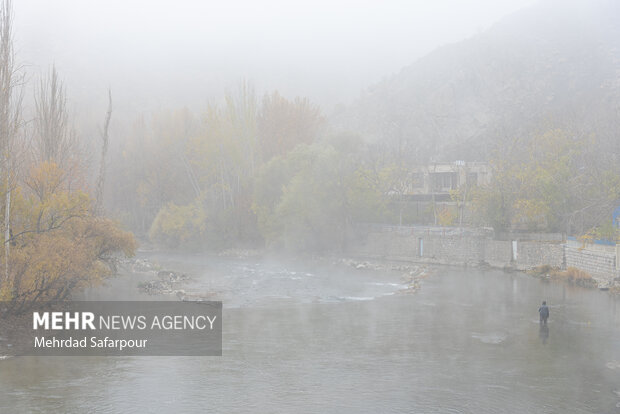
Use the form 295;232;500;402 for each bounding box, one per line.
431;172;456;191
467;172;478;186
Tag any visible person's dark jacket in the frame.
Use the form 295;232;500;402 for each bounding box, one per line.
539;305;549;319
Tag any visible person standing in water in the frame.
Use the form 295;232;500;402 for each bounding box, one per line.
539;301;550;324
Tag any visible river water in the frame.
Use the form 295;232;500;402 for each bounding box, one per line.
1;253;619;413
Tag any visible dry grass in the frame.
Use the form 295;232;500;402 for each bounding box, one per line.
550;267;598;288
528;265;598;288
527;264;556;276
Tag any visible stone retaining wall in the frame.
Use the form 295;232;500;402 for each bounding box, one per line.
565;245;617;283
346;229;618;284
515;242;564;271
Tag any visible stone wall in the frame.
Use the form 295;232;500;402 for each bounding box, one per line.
565;245;617;283
348;231;508;267
482;239;512;268
495;232;564;242
416;235;483;265
346;227;618;285
515;242;564;271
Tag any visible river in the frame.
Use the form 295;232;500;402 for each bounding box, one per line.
1;252;619;413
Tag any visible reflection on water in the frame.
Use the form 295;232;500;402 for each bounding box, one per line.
539;324;549;345
1;253;619;413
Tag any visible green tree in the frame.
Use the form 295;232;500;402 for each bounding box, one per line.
254;141;385;252
472;129;620;234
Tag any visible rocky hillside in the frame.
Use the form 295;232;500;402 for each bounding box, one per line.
332;0;620;161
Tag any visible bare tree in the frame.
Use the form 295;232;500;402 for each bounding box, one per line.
0;0;23;284
227;80;258;175
94;90;112;214
33;65;76;167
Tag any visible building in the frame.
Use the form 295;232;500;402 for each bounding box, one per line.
402;161;491;202
386;161;491;225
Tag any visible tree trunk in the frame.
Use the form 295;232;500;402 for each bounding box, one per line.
95;89;112;214
4;177;9;281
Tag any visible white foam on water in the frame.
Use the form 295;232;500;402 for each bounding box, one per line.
486;384;511;390
340;296;375;301
472;332;508;344
607;361;620;370
566;320;591;326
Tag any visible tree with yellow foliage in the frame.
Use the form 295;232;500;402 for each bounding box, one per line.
1;162;136;311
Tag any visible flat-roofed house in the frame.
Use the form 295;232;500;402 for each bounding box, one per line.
388;161;491;225
404;161;491;202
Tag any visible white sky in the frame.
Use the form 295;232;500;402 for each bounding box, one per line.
13;0;537;114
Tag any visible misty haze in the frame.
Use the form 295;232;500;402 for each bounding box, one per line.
1;0;620;413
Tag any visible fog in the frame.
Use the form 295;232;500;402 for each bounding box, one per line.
14;0;535;113
2;0;620;412
4;0;619;268
3;254;620;412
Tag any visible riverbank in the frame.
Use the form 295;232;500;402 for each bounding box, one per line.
345;225;620;295
123;240;620;302
117;252;436;300
337;258;433;294
117;257;218;301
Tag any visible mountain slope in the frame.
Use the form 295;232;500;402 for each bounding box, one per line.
332;0;620;161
